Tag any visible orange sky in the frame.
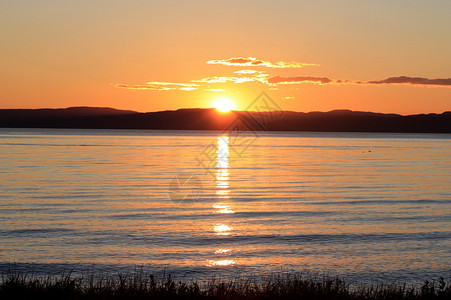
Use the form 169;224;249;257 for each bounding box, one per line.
1;1;451;114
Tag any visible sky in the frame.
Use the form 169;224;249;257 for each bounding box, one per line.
1;0;451;114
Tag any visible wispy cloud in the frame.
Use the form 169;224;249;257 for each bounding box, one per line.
114;58;451;93
368;76;451;86
192;74;269;84
115;75;451;92
268;75;451;87
268;76;333;85
114;82;199;91
234;70;265;74
207;57;318;68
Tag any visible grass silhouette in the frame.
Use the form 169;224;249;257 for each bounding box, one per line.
1;268;450;299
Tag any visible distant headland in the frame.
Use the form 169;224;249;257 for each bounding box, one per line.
0;107;450;133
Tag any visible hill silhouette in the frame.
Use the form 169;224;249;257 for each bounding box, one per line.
0;107;450;133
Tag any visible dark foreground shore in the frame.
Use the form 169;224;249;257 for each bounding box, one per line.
1;270;450;300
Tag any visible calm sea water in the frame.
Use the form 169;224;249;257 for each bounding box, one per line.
0;128;450;284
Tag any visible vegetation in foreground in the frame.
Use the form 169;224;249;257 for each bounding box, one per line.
1;270;450;300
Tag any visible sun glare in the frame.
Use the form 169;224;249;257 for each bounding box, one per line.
212;97;236;112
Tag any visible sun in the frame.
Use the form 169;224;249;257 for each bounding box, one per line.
212;97;236;112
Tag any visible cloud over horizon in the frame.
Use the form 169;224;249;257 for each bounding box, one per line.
114;58;451;92
268;76;333;85
192;73;269;84
207;57;318;68
269;75;451;87
368;76;451;86
114;82;199;91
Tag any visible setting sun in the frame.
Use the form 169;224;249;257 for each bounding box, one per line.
212;97;236;112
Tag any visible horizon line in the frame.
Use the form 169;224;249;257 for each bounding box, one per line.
1;106;450;116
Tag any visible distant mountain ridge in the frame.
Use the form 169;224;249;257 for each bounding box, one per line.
0;107;450;133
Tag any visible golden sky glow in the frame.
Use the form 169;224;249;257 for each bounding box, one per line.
1;1;451;114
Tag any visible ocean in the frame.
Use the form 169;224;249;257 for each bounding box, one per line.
0;128;450;284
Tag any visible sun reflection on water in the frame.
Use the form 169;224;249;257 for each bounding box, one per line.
209;135;236;267
214;136;231;209
215;249;231;254
214;223;233;236
208;259;235;266
213;202;235;214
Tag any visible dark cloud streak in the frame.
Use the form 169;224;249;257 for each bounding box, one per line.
268;76;333;84
368;76;451;86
